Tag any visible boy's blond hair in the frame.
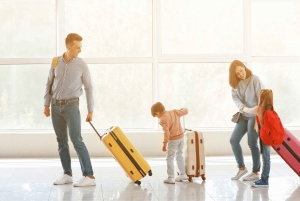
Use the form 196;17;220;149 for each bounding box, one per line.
151;102;165;117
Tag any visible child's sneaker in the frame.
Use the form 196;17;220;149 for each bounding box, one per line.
163;177;175;184
251;179;269;188
175;174;188;182
243;172;260;181
231;168;248;180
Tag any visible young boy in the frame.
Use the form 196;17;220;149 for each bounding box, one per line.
151;102;189;184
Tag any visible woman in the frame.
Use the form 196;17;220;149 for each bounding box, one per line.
229;60;264;181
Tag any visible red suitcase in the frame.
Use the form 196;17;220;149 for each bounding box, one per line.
272;128;300;177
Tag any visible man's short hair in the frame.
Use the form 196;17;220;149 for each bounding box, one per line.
65;33;83;46
151;102;165;117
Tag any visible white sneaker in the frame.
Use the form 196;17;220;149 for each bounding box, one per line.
231;168;248;180
53;174;73;185
175;174;189;182
73;176;96;187
163;177;175;184
243;172;260;181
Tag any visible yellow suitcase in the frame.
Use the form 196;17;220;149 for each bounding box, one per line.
89;122;152;185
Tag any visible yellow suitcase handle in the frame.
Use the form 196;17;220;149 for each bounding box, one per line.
89;121;104;140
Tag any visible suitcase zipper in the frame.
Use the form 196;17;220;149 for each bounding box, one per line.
110;131;147;177
281;141;300;163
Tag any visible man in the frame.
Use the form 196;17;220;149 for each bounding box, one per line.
44;33;96;187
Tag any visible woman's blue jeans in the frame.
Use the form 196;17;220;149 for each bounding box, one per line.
230;115;260;172
51;98;93;176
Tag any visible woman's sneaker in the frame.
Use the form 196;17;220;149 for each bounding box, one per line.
231;168;248;180
251;179;269;188
243;172;260;181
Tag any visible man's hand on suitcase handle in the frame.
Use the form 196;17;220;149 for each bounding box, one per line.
86;112;93;122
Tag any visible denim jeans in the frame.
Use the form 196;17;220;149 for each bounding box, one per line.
230;115;260;172
51;98;93;176
166;138;186;178
260;141;271;182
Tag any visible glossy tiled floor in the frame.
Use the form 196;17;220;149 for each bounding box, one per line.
0;155;299;201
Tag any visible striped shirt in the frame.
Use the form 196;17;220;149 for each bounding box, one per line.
44;55;94;112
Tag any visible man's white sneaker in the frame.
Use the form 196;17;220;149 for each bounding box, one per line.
175;174;189;182
243;172;260;181
231;168;248;180
53;174;73;185
163;177;175;184
73;176;96;187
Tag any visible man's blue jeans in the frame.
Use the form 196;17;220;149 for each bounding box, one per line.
230;115;260;172
51;98;93;176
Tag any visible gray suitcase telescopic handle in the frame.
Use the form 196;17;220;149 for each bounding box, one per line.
182;115;192;131
182;116;185;130
88;121;103;140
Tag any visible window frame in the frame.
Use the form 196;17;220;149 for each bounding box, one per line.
0;0;300;131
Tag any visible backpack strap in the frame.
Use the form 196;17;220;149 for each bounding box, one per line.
255;115;263;154
49;56;59;95
51;56;59;69
255;116;261;130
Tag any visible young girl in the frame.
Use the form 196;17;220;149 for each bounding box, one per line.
241;89;274;187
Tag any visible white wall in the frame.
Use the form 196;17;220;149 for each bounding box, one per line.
1;129;299;158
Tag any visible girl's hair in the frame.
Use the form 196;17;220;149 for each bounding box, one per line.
151;102;165;117
259;89;274;111
229;60;253;88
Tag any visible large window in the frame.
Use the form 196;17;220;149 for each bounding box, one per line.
0;0;56;58
158;63;236;128
251;1;300;56
0;0;300;131
0;65;51;129
80;64;153;129
252;63;300;127
161;0;243;54
65;0;152;57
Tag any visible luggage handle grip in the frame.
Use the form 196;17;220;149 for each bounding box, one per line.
88;121;103;140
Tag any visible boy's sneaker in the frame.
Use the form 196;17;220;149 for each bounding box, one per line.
53;174;73;185
163;177;175;184
175;174;189;182
74;176;96;187
243;172;260;181
251;179;269;188
231;168;248;180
